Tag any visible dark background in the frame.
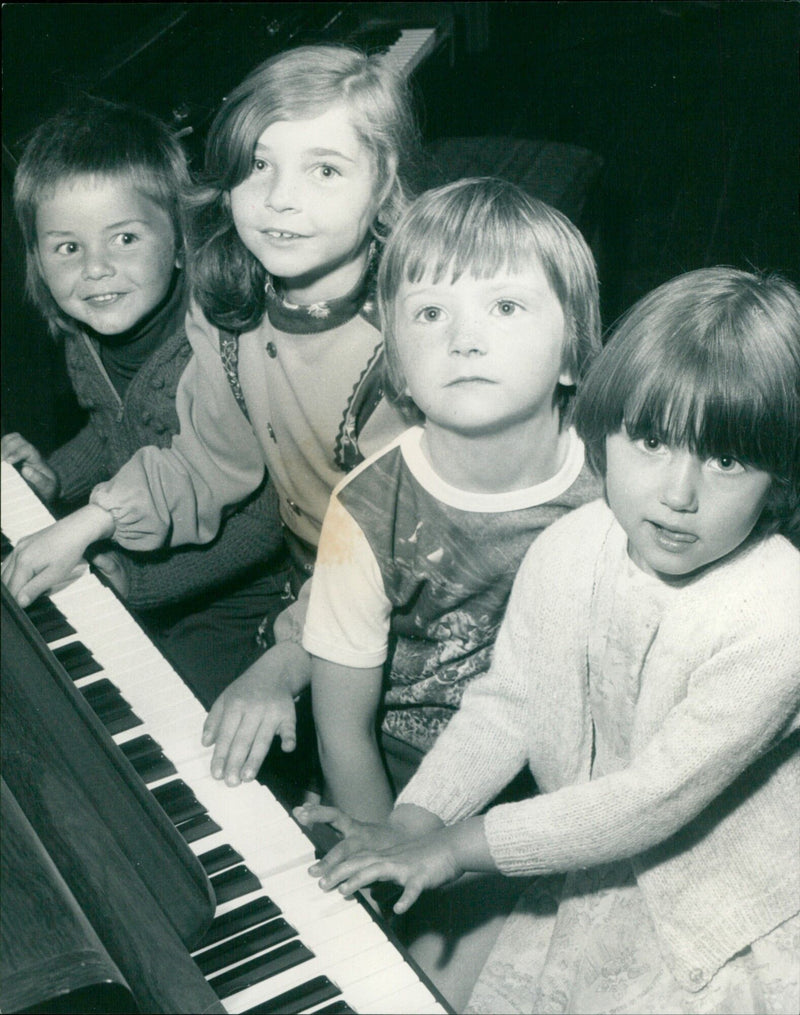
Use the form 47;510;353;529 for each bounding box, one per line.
3;1;798;454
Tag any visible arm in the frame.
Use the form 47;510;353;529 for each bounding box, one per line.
120;478;286;610
312;658;394;822
46;423;110;504
89;300;267;552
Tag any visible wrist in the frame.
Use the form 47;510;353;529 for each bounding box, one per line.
266;640;313;698
78;503;116;543
389;803;444;839
446;816;496;874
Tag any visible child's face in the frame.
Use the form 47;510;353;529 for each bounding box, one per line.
36;174;179;336
394;267;571;438
229;103;381;304
605;428;772;581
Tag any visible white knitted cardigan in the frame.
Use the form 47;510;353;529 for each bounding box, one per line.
398;499;800;991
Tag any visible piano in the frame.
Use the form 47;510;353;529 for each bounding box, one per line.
1;459;452;1015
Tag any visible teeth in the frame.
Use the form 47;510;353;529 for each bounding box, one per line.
87;294;119;303
266;230;300;239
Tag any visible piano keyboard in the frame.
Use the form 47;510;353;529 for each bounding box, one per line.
380;28;439;76
1;460;450;1015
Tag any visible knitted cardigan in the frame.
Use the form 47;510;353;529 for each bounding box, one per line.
399;499;800;991
48;324;286;610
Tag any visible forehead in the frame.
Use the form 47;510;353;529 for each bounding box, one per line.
36;174;171;231
254;103;367;159
396;264;558;302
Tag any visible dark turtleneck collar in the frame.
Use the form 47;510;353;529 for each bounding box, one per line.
94;269;188;397
264;242;378;335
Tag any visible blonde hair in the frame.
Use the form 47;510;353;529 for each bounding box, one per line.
378;177;601;419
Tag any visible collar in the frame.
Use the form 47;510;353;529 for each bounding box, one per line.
264;243;378;334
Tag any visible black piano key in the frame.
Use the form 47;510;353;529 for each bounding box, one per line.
117;734;177;782
195;917;297;976
198;843;244;876
313;1002;355;1014
208;939;314;1000
177;812;222;843
196;896;281;950
209;863;263;905
152;779;207;825
242;974;342;1014
103;710;144;736
53;640;103;679
1;531;13;560
25;597;76;640
81;678;124;709
119;733;163;763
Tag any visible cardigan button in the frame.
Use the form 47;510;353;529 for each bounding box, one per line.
141;411;152;425
151;376;165;389
266;341;278;358
689;968;704;985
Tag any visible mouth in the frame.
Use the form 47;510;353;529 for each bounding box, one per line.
648;520;698;548
83;293;128;305
446;376;495;387
261;229;307;240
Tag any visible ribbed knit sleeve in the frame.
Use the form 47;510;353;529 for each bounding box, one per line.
48;422;109;503
121;477;286;609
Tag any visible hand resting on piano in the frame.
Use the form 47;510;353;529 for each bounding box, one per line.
1;502;115;608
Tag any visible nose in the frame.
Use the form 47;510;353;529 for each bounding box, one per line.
448;314;486;357
659;451;699;512
82;244;115;281
264;169;298;213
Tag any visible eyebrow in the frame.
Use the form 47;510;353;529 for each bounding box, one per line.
254;143;355;163
43;219;150;236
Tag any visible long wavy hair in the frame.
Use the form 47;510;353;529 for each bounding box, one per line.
189;44;420;333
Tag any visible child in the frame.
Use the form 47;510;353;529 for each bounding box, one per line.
2;96;289;707
299;267;800;1014
302;177;602;823
1;46;418;788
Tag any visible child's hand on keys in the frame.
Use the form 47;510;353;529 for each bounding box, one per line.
202;640;312;786
1;504;114;607
1;433;60;502
295;803;464;914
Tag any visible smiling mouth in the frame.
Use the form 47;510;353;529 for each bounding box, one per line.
446;376;494;386
84;293;127;304
262;229;306;240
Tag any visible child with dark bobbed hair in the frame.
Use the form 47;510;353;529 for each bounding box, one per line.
300;267;800;1013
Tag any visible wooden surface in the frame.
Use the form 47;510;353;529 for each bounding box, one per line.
0;588;225;1014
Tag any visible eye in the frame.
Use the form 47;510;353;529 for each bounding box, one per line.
492;299;521;317
636;435;667;454
54;241;79;256
113;232;138;247
313;164;341;180
708;454;744;474
415;306;444;323
252;157;269;173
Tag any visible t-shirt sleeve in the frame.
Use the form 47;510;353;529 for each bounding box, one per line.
302;493;391;668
